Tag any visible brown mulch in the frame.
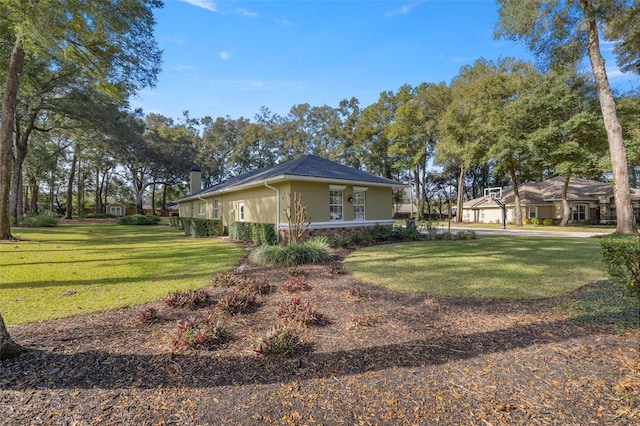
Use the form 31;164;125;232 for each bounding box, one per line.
1;249;639;425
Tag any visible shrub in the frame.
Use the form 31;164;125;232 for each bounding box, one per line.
237;277;272;295
211;271;245;288
137;307;159;322
18;212;59;227
118;214;160;225
332;235;349;248
392;226;421;241
457;230;478;240
171;315;227;350
530;218;541;226
542;218;554;226
439;231;454;241
86;213;117;219
253;325;298;356
282;277;310;293
217;290;257;314
600;234;640;298
251;223;277;246
249;237;332;266
277;297;318;326
163;289;212;309
179;218;223;237
229;222;253;241
522;218;530;225
287;266;307;277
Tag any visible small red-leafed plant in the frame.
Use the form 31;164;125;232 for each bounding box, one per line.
137;307;159;322
171;315;227;350
211;271;244;288
282;277;310;293
277;297;317;326
237;278;272;295
253;325;298;356
163;289;212;309
217;290;257;315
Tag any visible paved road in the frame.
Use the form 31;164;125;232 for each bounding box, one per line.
423;225;611;238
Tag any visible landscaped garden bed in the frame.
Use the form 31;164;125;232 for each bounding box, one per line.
1;243;638;424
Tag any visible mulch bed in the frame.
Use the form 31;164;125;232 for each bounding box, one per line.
1;249;639;425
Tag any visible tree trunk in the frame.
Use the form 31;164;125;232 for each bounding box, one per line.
0;35;25;240
66;152;77;220
77;159;83;216
0;313;24;360
508;159;522;226
456;166;465;222
559;175;571;227
94;166;102;214
29;176;38;214
580;0;637;234
151;182;156;216
161;183;168;217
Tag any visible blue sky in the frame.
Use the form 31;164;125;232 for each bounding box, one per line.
131;0;640;121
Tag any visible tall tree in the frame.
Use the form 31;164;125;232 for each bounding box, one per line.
0;0;163;239
496;0;638;233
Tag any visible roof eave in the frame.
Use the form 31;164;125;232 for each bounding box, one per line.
178;174;404;202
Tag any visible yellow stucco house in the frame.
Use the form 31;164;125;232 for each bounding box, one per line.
177;155;404;238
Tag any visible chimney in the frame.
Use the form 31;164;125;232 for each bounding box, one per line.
189;166;202;194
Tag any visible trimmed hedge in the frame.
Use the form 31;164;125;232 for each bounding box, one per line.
117;214;161;225
600;234;640;298
229;221;277;245
170;216;223;237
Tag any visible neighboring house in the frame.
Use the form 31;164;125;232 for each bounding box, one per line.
461;176;640;224
177;155;404;239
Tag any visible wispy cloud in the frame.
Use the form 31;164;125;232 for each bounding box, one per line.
384;2;418;18
276;17;294;27
236;8;259;18
219;51;230;60
178;0;220;13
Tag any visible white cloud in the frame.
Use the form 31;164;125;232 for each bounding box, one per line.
384;3;416;18
219;51;230;60
236;8;259;18
178;0;219;13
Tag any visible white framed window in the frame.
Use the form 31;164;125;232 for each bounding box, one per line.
572;204;587;221
198;201;206;217
213;199;219;219
238;202;245;222
528;206;537;219
329;190;343;221
352;190;365;220
108;205;122;216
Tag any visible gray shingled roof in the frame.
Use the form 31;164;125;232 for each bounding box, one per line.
181;154;402;201
463;176;640;209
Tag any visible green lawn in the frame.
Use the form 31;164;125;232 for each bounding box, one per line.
1;223;245;324
344;237;608;299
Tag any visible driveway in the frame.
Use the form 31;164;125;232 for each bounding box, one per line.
424;225;611;238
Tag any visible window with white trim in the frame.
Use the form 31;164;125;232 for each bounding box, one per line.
329;190;343;221
198;201;206;217
352;190;365;220
213;199;219;219
238;202;245;222
572;204;587;221
528;206;537;219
